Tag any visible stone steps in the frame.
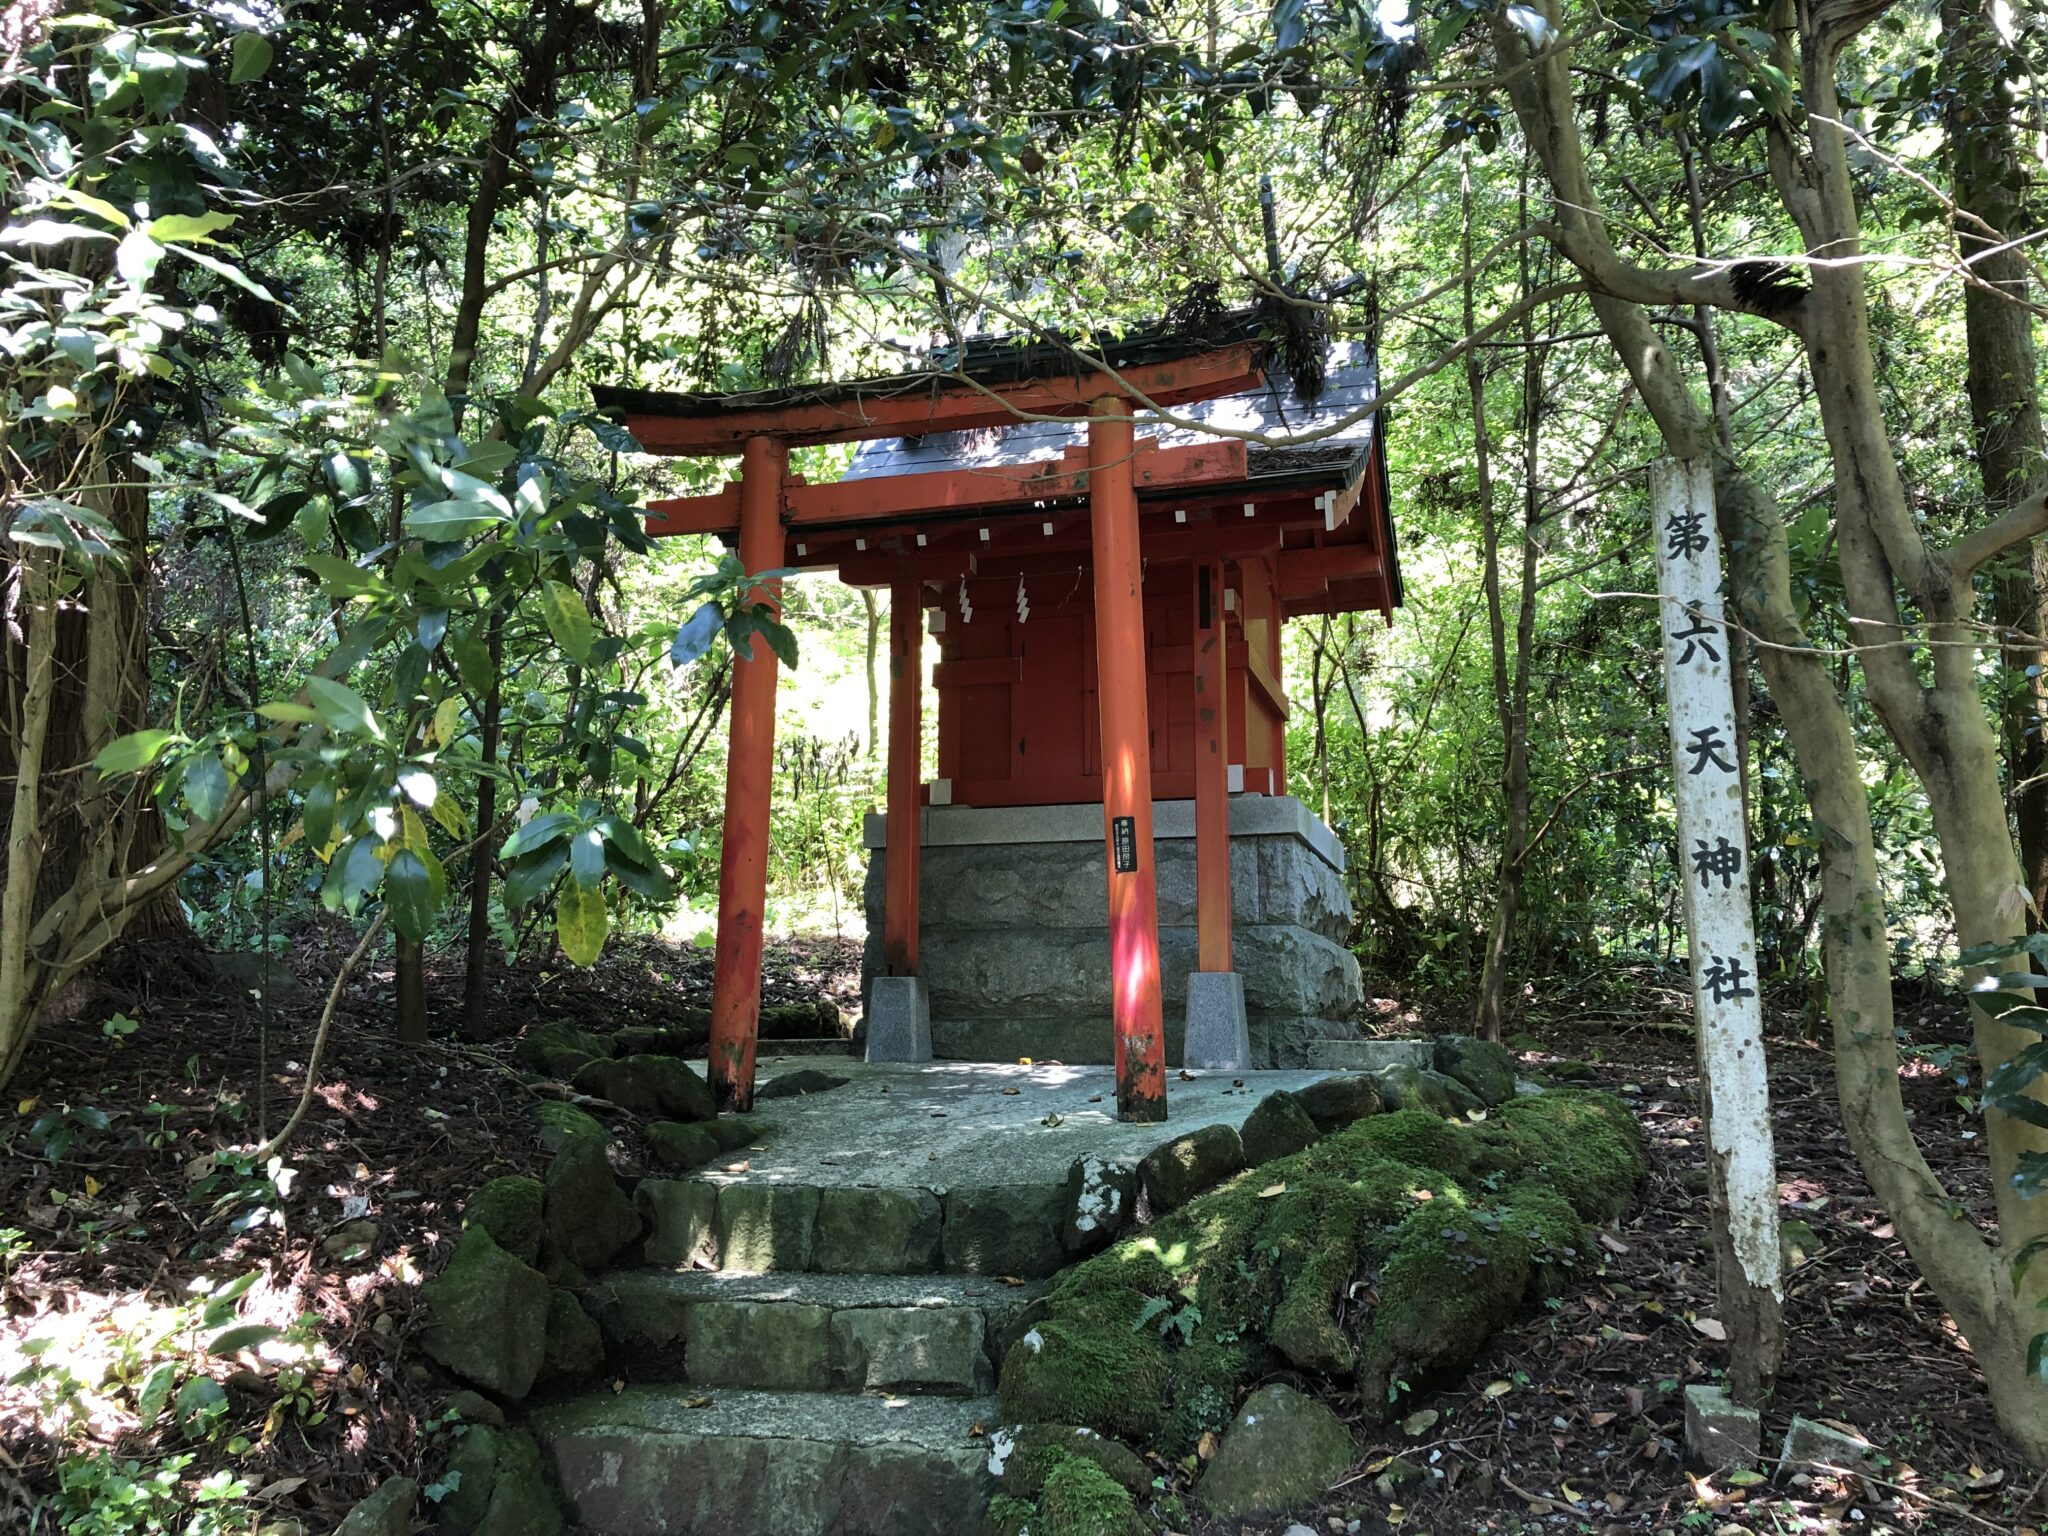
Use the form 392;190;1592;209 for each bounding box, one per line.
535;1384;996;1536
581;1269;1043;1396
1300;1037;1432;1072
635;1174;1078;1278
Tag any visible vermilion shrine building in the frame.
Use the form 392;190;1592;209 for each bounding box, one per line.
596;313;1398;1122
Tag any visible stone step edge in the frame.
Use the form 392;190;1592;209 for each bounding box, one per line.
536;1385;998;1536
634;1168;1124;1280
582;1269;1042;1397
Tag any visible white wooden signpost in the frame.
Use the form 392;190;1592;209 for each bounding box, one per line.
1651;458;1784;1399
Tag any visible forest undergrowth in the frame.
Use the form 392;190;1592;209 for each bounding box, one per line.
0;930;2026;1535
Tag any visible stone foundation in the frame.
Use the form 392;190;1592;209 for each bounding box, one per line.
861;797;1362;1067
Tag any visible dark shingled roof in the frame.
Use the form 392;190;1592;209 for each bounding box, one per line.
843;339;1382;490
590;309;1271;420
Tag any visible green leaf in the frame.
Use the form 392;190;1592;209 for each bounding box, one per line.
183;752;230;823
406;499;508;541
230;30;273;83
384;848;445;941
556;883;609;967
307;676;384;741
256;701;317;724
448;629;494;696
501;812;575;859
502;844;568;910
163;242;275;301
301;777;336;850
95;729;178;775
569;826;607;888
205;1323;282;1356
146;211;236;244
540;580;595;662
135;1360;178;1425
323;836;383;914
173;1377;226;1426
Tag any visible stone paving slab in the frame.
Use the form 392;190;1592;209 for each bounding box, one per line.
709;1058;1345;1190
595;1269;1045;1310
584;1270;1036;1392
535;1386;996;1536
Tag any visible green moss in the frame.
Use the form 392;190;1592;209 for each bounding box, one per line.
1468;1092;1644;1221
988;1493;1037;1536
1001;1091;1640;1456
992;1449;1151;1536
1333;1108;1470;1173
1038;1453;1149;1536
464;1175;544;1265
1357;1192;1536;1413
998;1258;1176;1441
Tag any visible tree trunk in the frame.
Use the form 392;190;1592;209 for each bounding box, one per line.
1943;0;2048;917
463;613;506;1034
395;935;428;1044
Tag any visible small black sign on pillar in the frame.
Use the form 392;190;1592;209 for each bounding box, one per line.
1111;816;1138;873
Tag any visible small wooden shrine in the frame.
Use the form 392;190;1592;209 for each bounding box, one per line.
595;310;1398;1123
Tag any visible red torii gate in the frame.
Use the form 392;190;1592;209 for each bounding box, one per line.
596;324;1395;1121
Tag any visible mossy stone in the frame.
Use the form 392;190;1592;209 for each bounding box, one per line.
645;1121;721;1173
1468;1092;1645;1221
1196;1383;1355;1518
1239;1090;1320;1165
542;1137;641;1274
755;1066;849;1099
334;1478;417;1536
1339;1107;1465;1170
420;1228;548;1400
1000;1090;1642;1454
436;1423;565;1536
1294;1072;1383;1132
539;1290;604;1387
636;1178;719;1268
532;1101;609;1154
463;1176;543;1265
705;1117;766;1151
1038;1451;1149;1536
716;1183;820;1272
995;1426;1151;1500
442;1389;505;1427
1373;1062;1479;1116
1434;1034;1518;1106
1137;1123;1244;1212
997;1258;1176;1442
814;1186;943;1274
515;1020;610;1079
612;1025;705;1057
572;1055;716;1121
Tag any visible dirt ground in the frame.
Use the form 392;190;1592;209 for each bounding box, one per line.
0;932;2033;1534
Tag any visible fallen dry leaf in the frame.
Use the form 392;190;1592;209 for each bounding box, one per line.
1692;1317;1728;1341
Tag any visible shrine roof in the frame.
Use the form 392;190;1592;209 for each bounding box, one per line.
842;339;1380;490
590;309;1269;422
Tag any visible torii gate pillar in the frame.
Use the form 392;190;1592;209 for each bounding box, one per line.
707;435;787;1111
1089;397;1168;1122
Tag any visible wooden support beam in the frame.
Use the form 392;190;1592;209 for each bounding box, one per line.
624;345;1265;453
1089;396;1168;1124
1193;558;1233;974
1275;546;1386;598
883;579;924;977
706;436;786;1113
645;439;1252;537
